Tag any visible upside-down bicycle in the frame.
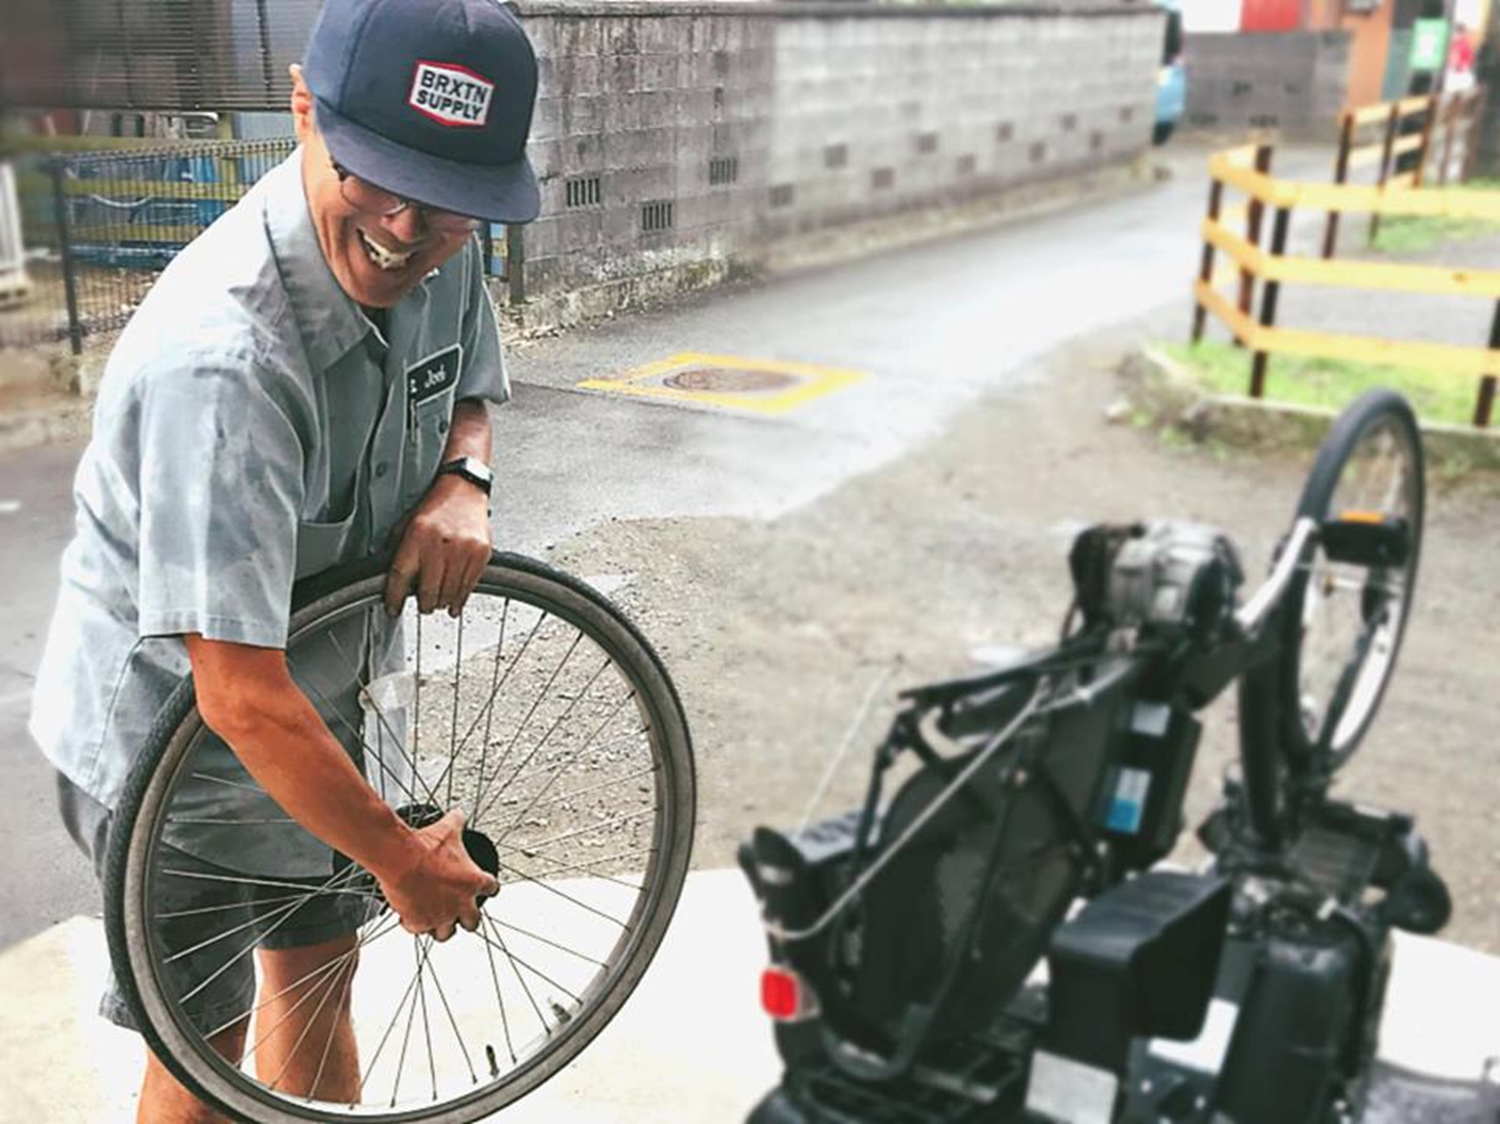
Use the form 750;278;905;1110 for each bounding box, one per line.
740;389;1471;1124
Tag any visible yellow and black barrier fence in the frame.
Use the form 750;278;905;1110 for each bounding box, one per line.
1324;86;1487;257
1191;141;1500;427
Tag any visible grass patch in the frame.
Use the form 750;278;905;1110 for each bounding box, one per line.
1370;179;1500;254
1159;340;1481;427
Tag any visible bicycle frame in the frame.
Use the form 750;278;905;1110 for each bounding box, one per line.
744;511;1420;1089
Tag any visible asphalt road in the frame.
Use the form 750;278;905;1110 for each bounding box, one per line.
0;143;1344;949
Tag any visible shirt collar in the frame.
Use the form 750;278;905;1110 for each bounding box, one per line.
262;150;374;372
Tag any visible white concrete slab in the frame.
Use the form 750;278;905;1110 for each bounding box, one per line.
3;869;1497;1123
0;869;779;1124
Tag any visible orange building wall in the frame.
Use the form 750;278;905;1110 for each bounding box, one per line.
1341;2;1396;108
1307;0;1396;109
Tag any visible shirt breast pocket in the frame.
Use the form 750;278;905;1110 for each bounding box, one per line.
295;507;359;579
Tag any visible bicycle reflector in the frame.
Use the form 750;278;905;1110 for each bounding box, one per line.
761;966;819;1022
1321;512;1410;568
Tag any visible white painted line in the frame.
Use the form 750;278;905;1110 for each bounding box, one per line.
0;500;21;515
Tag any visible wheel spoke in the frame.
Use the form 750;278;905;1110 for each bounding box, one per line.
413;613;424;799
479;907;519;1067
493;859;631;931
423;944;478;1084
469;628;583;820
158;867;381;900
305;944;360;1104
298;665;428;809
175;865;370;1007
387;936;430;1108
481;914;551;1037
416;938;438;1103
469;598;511;823
445;611;466;807
471;924;582;1005
319;631;440;808
486;694;638;842
187;773;267;795
487;917;609;969
356;936;428;1100
503;846;656;892
202;914;401;1044
504;806;656;858
265;942;358;1093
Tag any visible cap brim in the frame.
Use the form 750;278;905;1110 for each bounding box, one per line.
316;97;540;225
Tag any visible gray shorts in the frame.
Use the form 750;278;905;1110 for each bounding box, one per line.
57;771;373;1038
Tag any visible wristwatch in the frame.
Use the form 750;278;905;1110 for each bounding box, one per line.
437;456;493;496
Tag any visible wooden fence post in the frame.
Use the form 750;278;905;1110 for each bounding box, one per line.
1324;112;1355;259
1368;102;1401;246
1250;206;1292;399
1438;94;1459;187
1414;94;1439;188
1236;143;1273;348
1476;302;1500;428
1191;176;1224;344
1461;86;1485;185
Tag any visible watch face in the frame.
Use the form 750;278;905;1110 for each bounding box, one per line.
445;456;493;493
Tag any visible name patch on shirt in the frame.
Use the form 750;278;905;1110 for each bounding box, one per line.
406;344;461;407
409;61;494;128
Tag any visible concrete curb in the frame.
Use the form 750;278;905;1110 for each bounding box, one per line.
1122;345;1500;474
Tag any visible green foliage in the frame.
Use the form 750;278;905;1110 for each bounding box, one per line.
1159;340;1481;427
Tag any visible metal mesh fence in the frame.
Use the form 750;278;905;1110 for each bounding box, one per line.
1;137;295;351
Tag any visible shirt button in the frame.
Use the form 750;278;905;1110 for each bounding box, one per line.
437;420;449;435
375;462;389;478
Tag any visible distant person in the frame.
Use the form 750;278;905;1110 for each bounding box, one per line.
1448;23;1476;91
28;0;539;1119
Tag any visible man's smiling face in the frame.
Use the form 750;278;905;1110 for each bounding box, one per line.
290;66;474;309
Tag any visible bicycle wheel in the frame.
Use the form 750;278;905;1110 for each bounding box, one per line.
106;552;695;1123
1273;389;1425;777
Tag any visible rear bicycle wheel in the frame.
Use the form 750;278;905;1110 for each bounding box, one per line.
106;552;695;1123
1270;390;1424;779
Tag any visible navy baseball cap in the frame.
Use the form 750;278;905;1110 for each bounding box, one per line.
303;0;540;224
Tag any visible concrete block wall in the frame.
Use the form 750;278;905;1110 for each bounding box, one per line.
514;1;1161;316
1183;31;1352;140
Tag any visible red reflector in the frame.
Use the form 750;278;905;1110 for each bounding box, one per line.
761;966;813;1021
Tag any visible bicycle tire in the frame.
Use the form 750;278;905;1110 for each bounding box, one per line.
1264;389;1425;779
105;551;696;1124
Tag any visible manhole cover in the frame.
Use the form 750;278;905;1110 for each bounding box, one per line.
662;367;798;393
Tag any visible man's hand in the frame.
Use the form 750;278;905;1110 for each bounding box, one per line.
384;473;492;617
378;809;498;942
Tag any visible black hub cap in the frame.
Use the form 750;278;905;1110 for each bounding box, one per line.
334;801;502;909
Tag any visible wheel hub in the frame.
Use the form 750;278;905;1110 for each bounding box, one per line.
335;802;502;906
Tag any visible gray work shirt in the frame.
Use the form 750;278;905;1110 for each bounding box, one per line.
29;151;508;851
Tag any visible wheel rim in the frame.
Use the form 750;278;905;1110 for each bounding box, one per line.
1296;417;1419;760
125;571;690;1122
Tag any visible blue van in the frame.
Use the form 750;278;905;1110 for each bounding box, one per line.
1155;0;1186;144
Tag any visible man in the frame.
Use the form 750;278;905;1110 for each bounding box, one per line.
28;0;541;1119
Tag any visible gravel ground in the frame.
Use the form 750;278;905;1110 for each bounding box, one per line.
545;320;1500;955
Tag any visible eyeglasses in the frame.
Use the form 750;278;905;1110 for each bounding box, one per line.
332;160;482;234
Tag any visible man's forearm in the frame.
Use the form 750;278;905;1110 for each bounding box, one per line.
188;640;421;883
443;397;492;464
